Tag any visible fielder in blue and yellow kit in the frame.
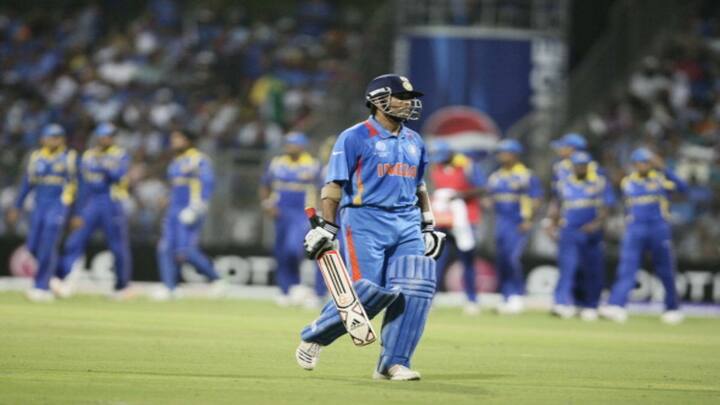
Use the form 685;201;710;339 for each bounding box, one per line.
260;132;326;306
57;123;132;296
296;74;445;381
601;148;687;324
487;139;542;314
154;130;223;300
548;151;615;320
6;124;77;301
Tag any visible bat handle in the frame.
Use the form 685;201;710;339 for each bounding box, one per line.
305;207;321;227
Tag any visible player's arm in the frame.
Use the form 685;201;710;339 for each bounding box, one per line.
519;174;543;232
179;156;212;225
417;144;445;259
455;161;487;199
259;159;278;216
6;157;35;226
102;151;130;182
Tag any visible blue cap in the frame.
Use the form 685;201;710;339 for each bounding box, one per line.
41;124;66;139
630;147;653;163
551;133;587;150
285;132;309;148
496;139;523;155
429;140;452;163
365;74;423;105
93;122;116;138
570;151;592;165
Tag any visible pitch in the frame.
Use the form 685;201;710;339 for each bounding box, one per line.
0;293;718;404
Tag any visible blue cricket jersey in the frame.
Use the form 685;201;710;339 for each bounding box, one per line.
552;158;601;195
15;147;78;208
557;169;615;228
487;163;543;223
261;152;322;211
325;116;428;209
167;148;214;211
620;168;687;223
76;145;130;205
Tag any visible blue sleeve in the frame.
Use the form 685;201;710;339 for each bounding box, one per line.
416;142;428;187
663;168;688;194
199;157;214;202
14;174;33;209
468;162;486;187
260;160;274;187
528;175;543;198
73;168;88;213
103;152;130;182
325;130;359;184
602;177;616;207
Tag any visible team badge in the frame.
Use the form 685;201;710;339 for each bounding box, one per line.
407;144;417;156
374;141;389;158
400;76;413;91
53;163;65;173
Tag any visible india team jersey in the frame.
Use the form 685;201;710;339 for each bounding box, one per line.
487;163;542;223
261;152;322;210
557;170;615;228
167;148;214;210
326;116;428;209
78;146;130;201
620;169;686;223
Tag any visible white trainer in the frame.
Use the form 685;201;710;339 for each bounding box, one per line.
109;287;135;301
463;302;481;316
497;295;525;315
26;288;55;302
579;308;599;322
49;277;73;299
661;310;684;325
275;294;291;307
150;286;178;301
295;341;322;370
208;279;228;299
551;304;576;319
599;305;628;323
373;365;421;381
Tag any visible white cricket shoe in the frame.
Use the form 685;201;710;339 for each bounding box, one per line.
295;341;322;370
661;310;684;325
150;286;179;301
275;294;292;307
208;279;228;299
599;305;628;323
373;365;421;381
551;304;576;319
497;295;525;315
463;302;481;316
579;308;599;322
49;277;73;299
109;287;135;301
26;288;55;302
289;285;313;306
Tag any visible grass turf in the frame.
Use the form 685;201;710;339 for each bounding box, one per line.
0;293;719;404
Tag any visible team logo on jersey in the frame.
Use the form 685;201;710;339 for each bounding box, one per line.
406;144;417;156
375;141;389;158
53;162;65;173
400;76;413;91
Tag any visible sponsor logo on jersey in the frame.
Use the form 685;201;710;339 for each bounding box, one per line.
377;163;417;178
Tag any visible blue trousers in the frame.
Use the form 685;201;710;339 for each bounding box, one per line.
26;201;68;290
275;211;308;295
59;196;131;290
156;210;219;289
495;219;528;299
435;228;477;302
553;227;604;308
608;221;679;310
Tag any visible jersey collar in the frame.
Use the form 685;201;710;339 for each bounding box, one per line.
367;115;407;139
39;146;66;158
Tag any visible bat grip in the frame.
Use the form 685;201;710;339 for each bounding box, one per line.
305;207;321;227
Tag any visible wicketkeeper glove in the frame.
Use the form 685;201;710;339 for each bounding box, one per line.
422;221;446;260
304;217;340;260
179;203;207;225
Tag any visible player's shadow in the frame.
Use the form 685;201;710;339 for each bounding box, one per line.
316;372;506;396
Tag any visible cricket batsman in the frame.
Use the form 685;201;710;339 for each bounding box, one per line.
601;148;687;324
260;132;325;307
487;139;542;314
5;124;77;302
55;122;132;298
153;129;224;300
296;74;445;381
545;151;615;320
428;140;486;315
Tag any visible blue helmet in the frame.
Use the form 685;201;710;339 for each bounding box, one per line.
551;132;587;150
429;140;452;163
41;123;66;139
496;139;523;155
570;151;592;165
93;122;117;138
365;74;423;121
285;132;309;148
630;147;653;163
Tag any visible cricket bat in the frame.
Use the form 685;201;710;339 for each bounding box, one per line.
305;208;377;346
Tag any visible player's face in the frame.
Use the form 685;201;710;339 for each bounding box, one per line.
387;93;420;120
573;163;588;177
497;151;517;165
170;131;190;152
634;161;651;174
558;146;574;159
97;136;114;149
42;136;64;150
285;143;303;157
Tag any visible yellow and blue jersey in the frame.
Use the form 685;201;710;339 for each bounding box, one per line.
620;168;687;223
552;158;600;194
261;152;322;210
487;162;543;223
325;116;428;209
77;145;130;204
167;148;214;210
557;170;615;228
14;146;78;208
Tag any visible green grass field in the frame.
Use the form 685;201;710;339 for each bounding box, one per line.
1;293;719;404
